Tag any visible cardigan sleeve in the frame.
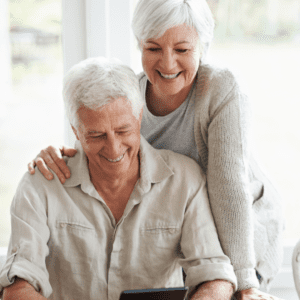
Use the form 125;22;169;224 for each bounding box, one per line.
195;67;260;290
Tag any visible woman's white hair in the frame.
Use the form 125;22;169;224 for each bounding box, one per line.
132;0;215;62
63;57;143;128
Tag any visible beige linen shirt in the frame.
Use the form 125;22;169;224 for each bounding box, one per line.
0;137;237;300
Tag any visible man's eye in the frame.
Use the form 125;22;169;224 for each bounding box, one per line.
176;49;188;53
118;131;129;135
92;135;105;139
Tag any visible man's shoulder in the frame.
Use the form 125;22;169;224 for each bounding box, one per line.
17;167;64;195
155;148;206;182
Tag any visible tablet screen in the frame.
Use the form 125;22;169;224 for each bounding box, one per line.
119;287;188;300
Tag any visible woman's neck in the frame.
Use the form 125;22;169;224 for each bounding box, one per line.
146;81;194;117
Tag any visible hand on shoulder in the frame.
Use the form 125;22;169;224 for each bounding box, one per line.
27;145;77;184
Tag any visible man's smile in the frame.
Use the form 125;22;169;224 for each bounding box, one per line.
103;151;126;163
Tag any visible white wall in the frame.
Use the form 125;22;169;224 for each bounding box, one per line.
0;0;11;122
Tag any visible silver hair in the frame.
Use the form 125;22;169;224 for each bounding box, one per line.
132;0;215;62
63;57;143;128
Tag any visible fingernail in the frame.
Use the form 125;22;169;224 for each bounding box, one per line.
47;175;53;180
60;177;65;183
66;173;70;178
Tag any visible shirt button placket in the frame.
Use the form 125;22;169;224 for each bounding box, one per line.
108;226;122;300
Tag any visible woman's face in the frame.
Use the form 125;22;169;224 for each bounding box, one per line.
141;24;201;99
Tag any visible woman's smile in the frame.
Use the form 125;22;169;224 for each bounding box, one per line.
157;70;182;79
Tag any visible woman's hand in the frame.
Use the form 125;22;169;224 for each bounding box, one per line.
28;145;77;184
233;288;284;300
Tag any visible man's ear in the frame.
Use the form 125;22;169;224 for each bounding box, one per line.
139;107;143;122
71;125;80;140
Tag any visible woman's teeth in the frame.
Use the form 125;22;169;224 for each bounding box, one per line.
107;153;125;162
159;71;180;79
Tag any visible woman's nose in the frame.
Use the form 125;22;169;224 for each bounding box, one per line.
161;50;177;71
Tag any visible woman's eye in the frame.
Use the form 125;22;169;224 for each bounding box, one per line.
176;49;188;53
148;48;160;52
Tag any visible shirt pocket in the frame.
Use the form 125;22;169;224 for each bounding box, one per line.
139;225;181;272
51;220;96;274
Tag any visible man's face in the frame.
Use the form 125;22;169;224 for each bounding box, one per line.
72;98;142;179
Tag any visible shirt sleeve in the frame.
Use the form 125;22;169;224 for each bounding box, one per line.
179;173;237;292
0;171;52;298
205;79;259;290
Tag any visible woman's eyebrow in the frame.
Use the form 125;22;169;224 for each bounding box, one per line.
145;41;160;46
145;40;190;45
174;41;190;45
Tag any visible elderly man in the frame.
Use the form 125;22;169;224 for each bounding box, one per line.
0;57;237;300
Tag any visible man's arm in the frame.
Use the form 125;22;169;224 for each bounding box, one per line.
3;277;47;300
190;280;234;300
0;172;52;297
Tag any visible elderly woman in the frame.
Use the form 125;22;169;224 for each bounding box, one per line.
28;0;284;299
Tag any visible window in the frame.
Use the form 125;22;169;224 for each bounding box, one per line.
0;0;64;247
1;0;299;297
206;0;300;241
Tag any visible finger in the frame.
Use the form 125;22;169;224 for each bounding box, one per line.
39;150;67;183
37;152;66;184
60;145;77;158
35;157;54;181
27;160;36;174
45;146;71;179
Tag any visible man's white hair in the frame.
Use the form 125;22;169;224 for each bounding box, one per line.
63;57;143;128
132;0;215;62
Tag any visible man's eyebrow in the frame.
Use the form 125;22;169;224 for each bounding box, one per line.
87;130;104;135
117;124;132;130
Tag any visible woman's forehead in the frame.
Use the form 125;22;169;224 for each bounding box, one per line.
144;24;199;44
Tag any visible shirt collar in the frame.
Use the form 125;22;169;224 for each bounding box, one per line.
64;136;174;195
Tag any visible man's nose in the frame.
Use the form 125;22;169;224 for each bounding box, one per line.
161;50;177;71
106;135;121;158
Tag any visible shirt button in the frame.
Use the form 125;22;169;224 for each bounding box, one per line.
12;246;18;253
60;223;66;228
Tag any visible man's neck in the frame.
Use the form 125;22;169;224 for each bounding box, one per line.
87;157;140;223
88;157;140;193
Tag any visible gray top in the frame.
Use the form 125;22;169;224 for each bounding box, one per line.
138;64;284;291
141;80;200;165
0;136;237;300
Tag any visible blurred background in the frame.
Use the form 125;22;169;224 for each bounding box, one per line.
0;0;300;248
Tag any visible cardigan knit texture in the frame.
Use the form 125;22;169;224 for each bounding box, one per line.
138;64;284;291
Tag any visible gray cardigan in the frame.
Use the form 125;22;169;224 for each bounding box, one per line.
138;64;284;291
193;64;284;290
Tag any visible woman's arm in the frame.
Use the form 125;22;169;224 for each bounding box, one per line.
27;145;77;183
203;79;283;300
207;82;264;290
205;83;257;290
